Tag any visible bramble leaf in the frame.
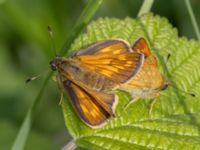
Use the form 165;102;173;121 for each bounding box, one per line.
62;13;200;150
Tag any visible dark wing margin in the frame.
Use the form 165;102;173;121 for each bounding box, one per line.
63;80;117;128
74;39;131;56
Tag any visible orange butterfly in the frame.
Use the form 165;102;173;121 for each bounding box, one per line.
50;39;144;127
120;38;169;110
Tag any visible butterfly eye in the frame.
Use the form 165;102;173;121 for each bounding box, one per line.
49;60;57;71
63;80;71;86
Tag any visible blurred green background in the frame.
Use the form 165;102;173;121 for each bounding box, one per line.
0;0;199;149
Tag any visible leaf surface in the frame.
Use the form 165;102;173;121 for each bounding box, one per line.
62;13;200;150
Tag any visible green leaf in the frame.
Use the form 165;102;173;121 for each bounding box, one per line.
62;13;200;149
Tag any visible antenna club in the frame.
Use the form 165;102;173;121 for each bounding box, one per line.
47;25;52;32
26;78;31;83
25;75;41;83
48;25;53;37
189;93;196;97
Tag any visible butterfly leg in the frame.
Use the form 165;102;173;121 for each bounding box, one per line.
58;92;64;105
148;98;158;114
56;75;65;105
124;97;139;110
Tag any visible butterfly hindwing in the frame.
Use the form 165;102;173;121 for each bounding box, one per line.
132;37;151;58
120;38;166;98
127;55;164;89
126;38;163;89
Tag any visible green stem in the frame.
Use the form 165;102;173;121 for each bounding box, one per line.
137;0;154;17
11;71;53;150
11;0;103;149
62;140;77;150
184;0;200;41
60;0;103;56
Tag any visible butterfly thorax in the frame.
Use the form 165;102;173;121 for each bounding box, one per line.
54;58;117;92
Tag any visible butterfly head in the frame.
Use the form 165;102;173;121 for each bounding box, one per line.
49;57;63;71
49;57;83;80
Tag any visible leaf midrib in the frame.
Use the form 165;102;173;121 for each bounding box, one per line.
76;120;200;143
77;126;200;150
77;135;156;150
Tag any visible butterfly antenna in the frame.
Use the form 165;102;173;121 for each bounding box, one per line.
25;68;49;84
48;25;57;56
165;53;171;64
26;26;56;84
164;54;195;97
174;87;195;97
169;83;196;97
26;75;41;83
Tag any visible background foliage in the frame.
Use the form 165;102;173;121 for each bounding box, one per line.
0;0;200;149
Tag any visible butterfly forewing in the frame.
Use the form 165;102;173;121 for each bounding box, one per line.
74;40;144;84
63;80;116;127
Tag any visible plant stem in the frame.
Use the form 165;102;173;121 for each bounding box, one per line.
60;0;103;56
137;0;154;17
184;0;200;41
62;140;77;150
11;71;53;150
